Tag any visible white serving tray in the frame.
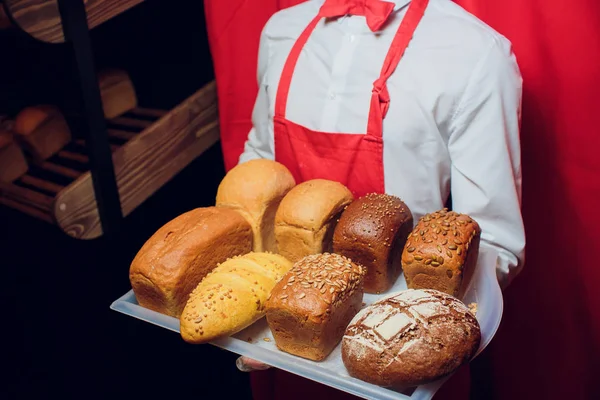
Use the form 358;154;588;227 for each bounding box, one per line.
111;246;503;400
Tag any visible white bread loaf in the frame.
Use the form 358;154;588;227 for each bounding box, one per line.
180;252;293;344
98;69;138;119
129;207;253;318
13;105;71;162
0;130;28;183
274;179;354;263
216;159;295;252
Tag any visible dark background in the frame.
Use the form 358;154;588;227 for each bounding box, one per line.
1;1;252;398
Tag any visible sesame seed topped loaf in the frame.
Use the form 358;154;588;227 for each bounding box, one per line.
180;252;293;344
274;179;354;262
266;253;366;361
216;159;296;252
342;289;481;388
401;209;481;298
129;207;253;318
333;193;413;294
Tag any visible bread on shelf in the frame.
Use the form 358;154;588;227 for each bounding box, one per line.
342;289;481;387
0;5;12;30
0;130;28;183
401;209;481;298
333;193;413;294
98;69;138;119
266;253;366;361
13;105;71;162
180;252;293;344
216;159;296;252
129;207;253;318
275;179;353;263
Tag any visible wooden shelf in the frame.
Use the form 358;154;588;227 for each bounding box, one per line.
0;81;220;239
3;0;145;43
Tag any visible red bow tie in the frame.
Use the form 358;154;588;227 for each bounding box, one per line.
319;0;396;32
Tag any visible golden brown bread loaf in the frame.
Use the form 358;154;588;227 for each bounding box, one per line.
275;179;353;263
129;207;253;318
401;209;481;298
266;253;366;361
333;193;413;294
13;105;71;161
0;130;28;183
180;252;293;344
216;159;295;252
98;69;138;119
342;289;481;387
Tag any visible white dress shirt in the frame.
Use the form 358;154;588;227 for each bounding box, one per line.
239;0;525;288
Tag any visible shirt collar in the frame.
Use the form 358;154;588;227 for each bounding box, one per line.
390;0;412;12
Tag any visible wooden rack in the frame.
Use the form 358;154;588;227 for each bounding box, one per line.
0;82;219;239
3;0;144;43
0;0;221;239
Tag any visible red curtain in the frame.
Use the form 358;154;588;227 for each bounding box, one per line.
204;1;600;398
453;1;600;399
204;0;305;171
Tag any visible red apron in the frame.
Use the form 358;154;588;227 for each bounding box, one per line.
251;1;468;399
273;0;428;198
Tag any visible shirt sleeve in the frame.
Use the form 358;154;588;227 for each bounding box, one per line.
447;38;525;290
239;23;275;164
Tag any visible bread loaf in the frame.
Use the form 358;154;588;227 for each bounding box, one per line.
98;69;138;119
342;289;481;387
0;115;10;129
275;179;353;263
266;253;366;361
129;207;253;318
401;209;481;298
13;105;71;161
216;159;295;252
0;5;12;29
333;193;413;294
0;130;28;183
180;252;293;344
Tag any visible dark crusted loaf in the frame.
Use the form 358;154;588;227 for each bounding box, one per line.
333;193;413;294
342;289;481;388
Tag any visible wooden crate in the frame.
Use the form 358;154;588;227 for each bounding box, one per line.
0;81;220;239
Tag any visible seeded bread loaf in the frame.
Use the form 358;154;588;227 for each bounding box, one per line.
265;253;366;361
216;159;296;252
0;130;28;183
129;207;253;318
342;289;481;387
275;179;354;263
180;252;293;344
401;209;481;298
333;193;413;294
13;105;71;162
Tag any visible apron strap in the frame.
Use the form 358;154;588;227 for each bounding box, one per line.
274;15;322;118
372;0;429;119
276;0;429;124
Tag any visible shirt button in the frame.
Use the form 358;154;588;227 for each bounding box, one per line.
328;91;336;100
349;34;355;43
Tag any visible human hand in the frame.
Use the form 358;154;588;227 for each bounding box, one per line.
236;356;272;372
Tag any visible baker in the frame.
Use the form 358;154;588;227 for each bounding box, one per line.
234;0;525;398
